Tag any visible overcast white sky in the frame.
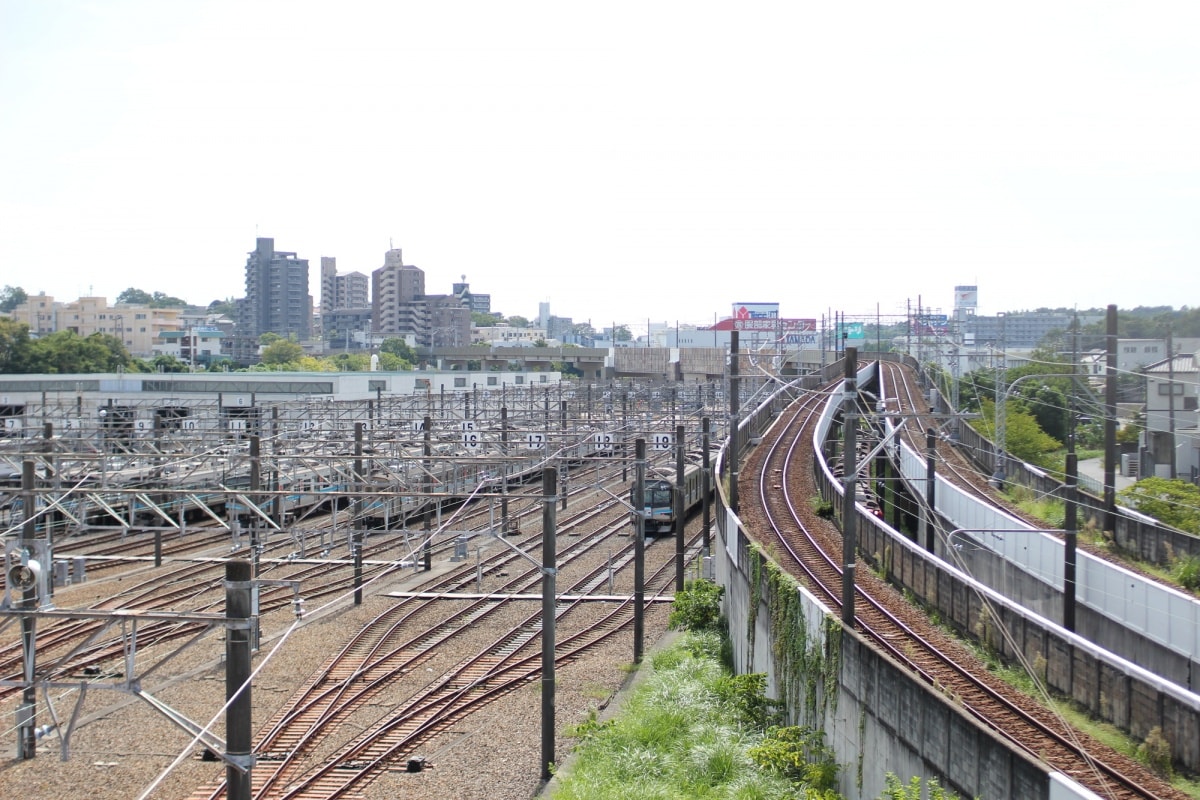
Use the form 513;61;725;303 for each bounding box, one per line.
1;1;1197;330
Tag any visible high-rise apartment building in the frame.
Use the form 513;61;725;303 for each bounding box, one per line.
426;294;472;348
319;256;371;346
320;257;369;311
452;276;491;316
320;257;338;315
372;248;428;340
234;237;312;361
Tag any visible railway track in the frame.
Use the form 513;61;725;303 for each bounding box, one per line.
0;465;603;691
189;479;694;798
742;382;1185;799
876;360;1005;503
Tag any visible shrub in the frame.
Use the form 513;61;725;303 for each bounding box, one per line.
668;579;725;632
1171;555;1200;592
748;725;840;793
1137;726;1173;778
877;773;963;799
712;672;783;730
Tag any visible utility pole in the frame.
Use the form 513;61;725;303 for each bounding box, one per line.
1103;305;1118;534
1064;451;1078;632
924;428;937;551
841;348;858;626
1167;329;1177;479
729;331;740;515
993;313;1007;488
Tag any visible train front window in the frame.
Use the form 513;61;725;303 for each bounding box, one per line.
647;485;672;508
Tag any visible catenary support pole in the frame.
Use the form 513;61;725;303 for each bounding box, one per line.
701;417;711;556
675;423;686;592
925;428;937;551
633;438;646;664
540;467;557;781
1103;304;1118;535
226;559;254;800
249;435;261;577
500;407;509;533
423;416;432;571
841;348;858;626
729;331;740;514
18;460;37;759
1064;452;1078;632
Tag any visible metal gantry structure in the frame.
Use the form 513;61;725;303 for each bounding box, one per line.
0;379;738;768
0;381;729;542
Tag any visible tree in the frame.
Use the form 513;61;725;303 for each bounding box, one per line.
116;288;154;305
261;339;304;365
613;324;632;342
207;299;237;318
533;338;548;348
330;352;371;371
506;315;530;328
380;337;416;364
148;291;187;307
973;398;1062;469
148;354;187;373
25;331;133;374
1118;478;1200;534
471;311;500;326
295;355;336;372
0;318;34;371
0;285;28;313
115;288;186;307
377;352;409;371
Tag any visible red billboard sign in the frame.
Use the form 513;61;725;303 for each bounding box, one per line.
707;318;816;332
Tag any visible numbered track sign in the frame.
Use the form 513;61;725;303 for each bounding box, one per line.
525;432;546;450
593;432;615;453
652;433;673;451
462;429;481;450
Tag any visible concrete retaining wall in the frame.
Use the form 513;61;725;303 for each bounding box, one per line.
715;507;1056;799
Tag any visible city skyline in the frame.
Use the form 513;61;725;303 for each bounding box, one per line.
2;3;1197;327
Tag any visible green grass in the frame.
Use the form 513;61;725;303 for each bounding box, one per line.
551;632;832;800
1003;486;1200;598
970;638;1200;796
1003;485;1066;529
